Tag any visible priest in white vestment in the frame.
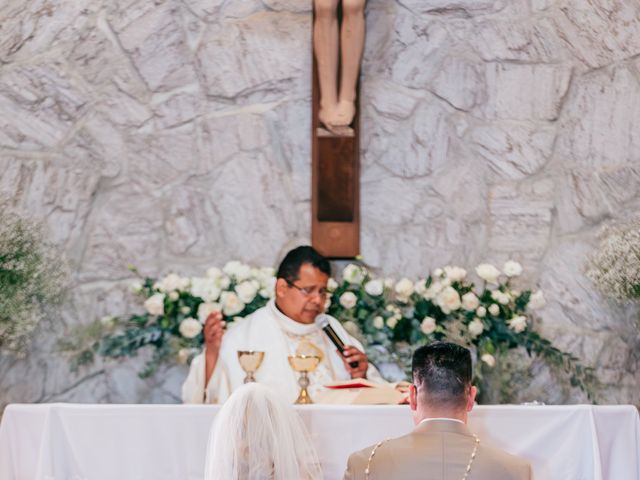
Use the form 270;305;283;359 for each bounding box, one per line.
182;246;383;404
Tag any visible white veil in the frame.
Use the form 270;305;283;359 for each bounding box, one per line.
204;383;323;480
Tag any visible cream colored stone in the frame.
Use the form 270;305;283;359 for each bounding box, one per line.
469;123;555;179
549;0;640;69
480;63;572;121
197;12;310;99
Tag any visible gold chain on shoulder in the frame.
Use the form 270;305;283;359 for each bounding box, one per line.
462;435;480;480
364;434;480;480
364;439;387;480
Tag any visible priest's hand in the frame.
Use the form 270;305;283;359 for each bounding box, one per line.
341;345;368;379
204;312;225;385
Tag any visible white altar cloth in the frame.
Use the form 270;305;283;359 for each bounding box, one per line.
0;403;638;480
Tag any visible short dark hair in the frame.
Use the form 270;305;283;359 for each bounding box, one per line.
276;246;331;283
412;342;472;410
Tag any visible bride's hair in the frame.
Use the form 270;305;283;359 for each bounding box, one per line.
204;383;322;480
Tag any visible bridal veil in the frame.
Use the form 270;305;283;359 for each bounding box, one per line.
204;383;322;480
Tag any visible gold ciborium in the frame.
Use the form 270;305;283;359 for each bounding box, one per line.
237;350;265;383
288;355;321;404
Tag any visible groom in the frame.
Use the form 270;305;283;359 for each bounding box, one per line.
343;342;531;479
182;245;381;403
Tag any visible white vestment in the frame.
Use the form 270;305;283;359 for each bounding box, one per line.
182;300;383;404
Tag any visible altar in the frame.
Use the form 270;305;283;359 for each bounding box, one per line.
0;403;638;480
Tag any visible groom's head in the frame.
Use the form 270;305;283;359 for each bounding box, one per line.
275;246;331;324
410;342;477;422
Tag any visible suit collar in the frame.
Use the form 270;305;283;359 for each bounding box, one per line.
413;418;474;437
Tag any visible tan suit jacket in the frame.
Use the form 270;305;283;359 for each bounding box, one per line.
343;419;531;480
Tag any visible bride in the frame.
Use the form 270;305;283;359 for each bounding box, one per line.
204;383;323;480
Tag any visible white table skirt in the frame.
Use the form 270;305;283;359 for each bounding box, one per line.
0;403;638;480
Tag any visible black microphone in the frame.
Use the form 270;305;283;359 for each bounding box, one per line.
315;315;359;368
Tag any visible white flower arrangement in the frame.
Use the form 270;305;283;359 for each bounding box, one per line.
81;259;595;401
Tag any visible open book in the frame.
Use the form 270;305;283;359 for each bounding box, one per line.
315;379;410;405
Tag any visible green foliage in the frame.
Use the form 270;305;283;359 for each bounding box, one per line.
0;209;66;354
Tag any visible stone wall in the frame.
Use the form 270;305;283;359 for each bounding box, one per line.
1;0;639;406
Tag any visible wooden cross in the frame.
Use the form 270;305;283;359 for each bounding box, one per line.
311;2;361;259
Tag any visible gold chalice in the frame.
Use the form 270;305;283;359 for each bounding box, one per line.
288;355;321;404
237;350;265;383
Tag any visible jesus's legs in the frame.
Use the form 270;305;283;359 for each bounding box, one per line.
314;0;341;128
334;0;366;127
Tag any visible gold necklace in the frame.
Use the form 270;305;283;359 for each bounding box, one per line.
364;434;480;480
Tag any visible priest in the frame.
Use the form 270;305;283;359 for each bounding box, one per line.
182;245;382;403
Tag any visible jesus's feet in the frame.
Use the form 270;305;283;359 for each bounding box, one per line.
318;101;356;136
333;100;356;127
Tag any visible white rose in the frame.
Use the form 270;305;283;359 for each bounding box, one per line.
222;260;241;277
508;315;528;333
130;281;143;294
343;264;367;284
169;291;179;301
179;318;203;339
476;306;487;318
468;318;484;337
206;267;222;279
444;266;467;282
436;286;462;313
488;303;500;316
433;268;443;277
373;316;384;329
364;279;384;296
144;293;165;316
235;280;259;304
481;353;496;368
414;279;427;296
180;306;191;315
491;290;511;305
503;260;523;277
420;316;437;335
327;278;339;292
259;267;275;280
324;296;332;310
223;261;251;281
220;291;245;316
190;277;221;302
461;292;480;311
528;290;546;310
339;291;358;309
162;273;191;292
197;302;221;323
476;263;501;285
218;276;231;289
384;277;395;289
423;281;443;300
386;316;398;329
395;278;414;301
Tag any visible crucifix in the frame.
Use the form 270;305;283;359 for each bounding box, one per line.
311;0;366;258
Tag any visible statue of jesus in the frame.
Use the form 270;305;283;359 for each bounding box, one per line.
314;0;366;133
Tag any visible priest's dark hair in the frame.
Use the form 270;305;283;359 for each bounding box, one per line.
276;245;331;282
412;341;472;410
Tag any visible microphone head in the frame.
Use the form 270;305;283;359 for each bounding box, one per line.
314;314;330;329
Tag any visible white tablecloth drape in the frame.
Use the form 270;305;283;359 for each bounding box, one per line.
0;403;638;480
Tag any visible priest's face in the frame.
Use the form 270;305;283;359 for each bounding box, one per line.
275;263;329;324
